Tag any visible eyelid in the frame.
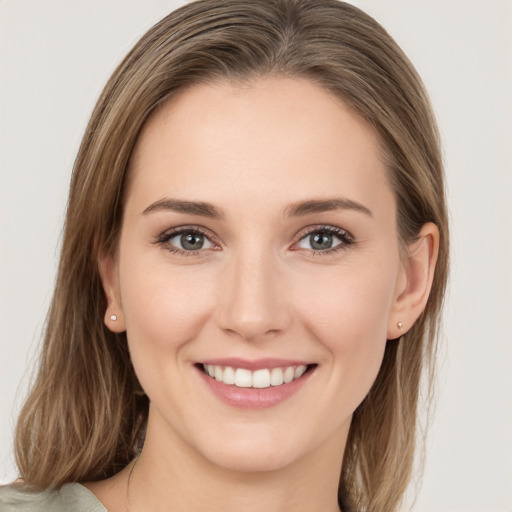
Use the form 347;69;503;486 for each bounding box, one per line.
157;225;216;241
290;224;354;253
155;225;221;255
298;224;351;237
154;223;354;256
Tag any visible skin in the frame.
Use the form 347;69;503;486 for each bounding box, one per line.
90;77;439;512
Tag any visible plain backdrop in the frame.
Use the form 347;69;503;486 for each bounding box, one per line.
1;1;511;511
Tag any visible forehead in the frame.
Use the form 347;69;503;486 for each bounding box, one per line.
127;77;393;216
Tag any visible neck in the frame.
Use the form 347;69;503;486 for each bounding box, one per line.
125;411;348;512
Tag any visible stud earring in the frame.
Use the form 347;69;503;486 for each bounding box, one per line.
110;314;117;321
397;321;403;330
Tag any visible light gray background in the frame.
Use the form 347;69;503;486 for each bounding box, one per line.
1;1;511;511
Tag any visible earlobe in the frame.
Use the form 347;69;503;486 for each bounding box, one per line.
98;252;126;333
387;222;439;339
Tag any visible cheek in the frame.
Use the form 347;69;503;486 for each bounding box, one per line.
118;255;222;406
118;252;217;359
294;256;398;407
297;255;397;338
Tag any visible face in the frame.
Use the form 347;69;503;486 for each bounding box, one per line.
103;77;410;473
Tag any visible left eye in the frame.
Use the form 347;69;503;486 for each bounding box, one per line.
167;231;214;251
296;230;347;251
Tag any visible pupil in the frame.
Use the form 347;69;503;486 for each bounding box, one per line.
311;233;332;250
181;233;204;250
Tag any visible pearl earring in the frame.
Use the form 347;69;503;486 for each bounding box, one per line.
110;314;117;321
397;321;403;330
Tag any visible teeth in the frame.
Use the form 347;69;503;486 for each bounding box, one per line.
235;368;252;388
202;364;309;388
270;367;284;386
283;366;295;383
294;365;307;378
223;366;235;385
252;369;270;388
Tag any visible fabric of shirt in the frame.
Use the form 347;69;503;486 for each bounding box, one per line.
0;483;107;512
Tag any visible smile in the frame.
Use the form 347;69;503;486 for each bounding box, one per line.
202;364;308;388
196;360;316;409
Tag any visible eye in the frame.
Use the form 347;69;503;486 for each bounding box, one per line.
294;226;353;253
171;232;212;251
158;228;215;254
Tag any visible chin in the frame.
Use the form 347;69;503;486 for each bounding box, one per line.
194;423;321;475
205;444;299;474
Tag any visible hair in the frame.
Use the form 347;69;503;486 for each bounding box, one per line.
13;1;449;511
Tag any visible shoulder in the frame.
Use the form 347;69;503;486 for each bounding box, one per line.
0;483;107;512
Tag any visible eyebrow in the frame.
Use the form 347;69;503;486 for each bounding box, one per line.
141;196;372;219
284;197;373;218
142;198;224;219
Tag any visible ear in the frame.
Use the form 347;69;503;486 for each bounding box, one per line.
387;222;439;339
98;252;126;333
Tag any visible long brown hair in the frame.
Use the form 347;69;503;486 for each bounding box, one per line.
14;1;449;510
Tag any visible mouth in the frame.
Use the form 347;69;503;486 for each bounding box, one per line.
194;359;317;409
198;363;316;389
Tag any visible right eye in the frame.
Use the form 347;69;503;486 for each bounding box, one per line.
158;227;216;255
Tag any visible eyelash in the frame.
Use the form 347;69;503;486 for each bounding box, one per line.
155;225;354;257
297;225;354;255
156;226;217;257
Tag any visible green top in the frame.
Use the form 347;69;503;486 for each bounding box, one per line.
0;483;107;512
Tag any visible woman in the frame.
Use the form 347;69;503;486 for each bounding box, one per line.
0;0;449;511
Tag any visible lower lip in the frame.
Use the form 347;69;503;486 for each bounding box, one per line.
196;366;314;410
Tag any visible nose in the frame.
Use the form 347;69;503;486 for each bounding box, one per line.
216;248;291;342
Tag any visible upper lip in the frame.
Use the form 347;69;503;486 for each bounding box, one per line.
198;358;313;371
